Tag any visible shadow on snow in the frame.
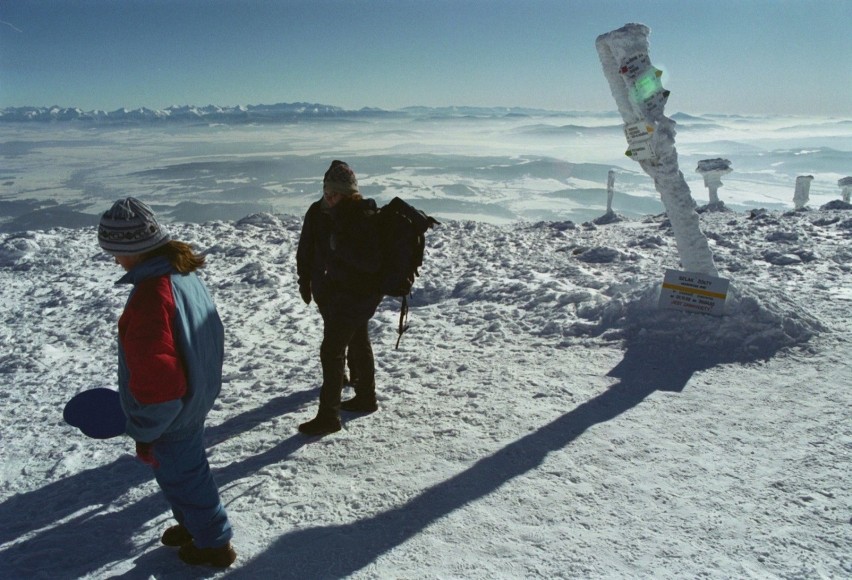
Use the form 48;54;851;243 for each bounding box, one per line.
226;332;780;579
0;388;317;579
0;322;791;578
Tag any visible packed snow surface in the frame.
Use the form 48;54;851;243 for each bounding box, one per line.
1;205;850;578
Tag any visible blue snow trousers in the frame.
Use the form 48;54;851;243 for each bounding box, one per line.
151;429;232;548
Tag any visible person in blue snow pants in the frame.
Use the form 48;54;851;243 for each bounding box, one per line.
152;430;232;549
98;197;236;568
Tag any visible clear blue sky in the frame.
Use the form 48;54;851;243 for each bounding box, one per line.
1;0;849;116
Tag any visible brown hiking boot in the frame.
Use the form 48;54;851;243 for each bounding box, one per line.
161;524;193;547
178;541;237;568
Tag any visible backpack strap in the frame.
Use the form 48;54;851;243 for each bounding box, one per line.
395;295;410;350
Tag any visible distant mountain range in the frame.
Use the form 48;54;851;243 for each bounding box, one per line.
0;103;393;124
0;103;580;125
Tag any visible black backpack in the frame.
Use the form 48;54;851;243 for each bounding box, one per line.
375;197;440;348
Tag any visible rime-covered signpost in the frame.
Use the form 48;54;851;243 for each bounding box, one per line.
606;169;616;215
696;158;733;207
794;175;814;210
839;177;852;203
595;23;717;278
596;23;727;315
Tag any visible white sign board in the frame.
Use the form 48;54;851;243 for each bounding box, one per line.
618;53;653;83
623;121;653;144
623;121;656;161
625;142;656;161
659;269;729;316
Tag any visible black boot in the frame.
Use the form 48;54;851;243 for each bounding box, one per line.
298;413;342;435
340;396;378;413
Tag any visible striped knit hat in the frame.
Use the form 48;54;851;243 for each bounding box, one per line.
98;197;170;255
323;160;359;196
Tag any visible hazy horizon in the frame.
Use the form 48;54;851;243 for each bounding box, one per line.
2;109;849;233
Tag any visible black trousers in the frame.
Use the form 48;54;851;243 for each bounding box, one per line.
318;314;376;417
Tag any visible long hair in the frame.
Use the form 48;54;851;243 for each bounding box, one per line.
144;240;206;274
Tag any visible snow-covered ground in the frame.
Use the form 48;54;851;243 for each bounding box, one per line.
1;201;850;578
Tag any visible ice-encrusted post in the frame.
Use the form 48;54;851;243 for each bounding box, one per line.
696;158;732;206
794;175;813;210
596;23;717;276
606;169;616;214
838;177;852;203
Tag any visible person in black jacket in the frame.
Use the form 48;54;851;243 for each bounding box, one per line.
296;160;383;435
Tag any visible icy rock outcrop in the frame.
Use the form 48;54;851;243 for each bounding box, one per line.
0;233;41;268
820;200;852;211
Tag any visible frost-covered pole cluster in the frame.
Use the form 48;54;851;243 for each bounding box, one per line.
696;158;732;205
838;177;852;203
794;175;813;210
596;23;717;276
606;169;616;214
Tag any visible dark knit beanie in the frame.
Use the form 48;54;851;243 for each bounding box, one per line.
98;197;170;255
323;160;359;196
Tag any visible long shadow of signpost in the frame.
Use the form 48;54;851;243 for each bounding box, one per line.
1;327;790;579
226;335;782;579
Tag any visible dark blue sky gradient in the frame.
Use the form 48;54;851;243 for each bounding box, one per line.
1;0;849;115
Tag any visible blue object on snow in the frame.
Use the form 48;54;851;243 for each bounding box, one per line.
63;388;126;439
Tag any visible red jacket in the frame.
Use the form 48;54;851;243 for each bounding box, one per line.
115;255;224;443
118;275;187;404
